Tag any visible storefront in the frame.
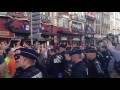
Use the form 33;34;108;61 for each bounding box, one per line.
6;12;30;40
59;36;69;45
0;17;15;43
70;14;85;46
72;37;81;47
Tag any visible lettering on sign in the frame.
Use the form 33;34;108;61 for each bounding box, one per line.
61;37;67;40
73;38;80;41
0;31;9;36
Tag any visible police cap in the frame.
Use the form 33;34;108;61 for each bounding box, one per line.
85;47;96;53
14;48;39;61
65;51;72;55
70;50;83;56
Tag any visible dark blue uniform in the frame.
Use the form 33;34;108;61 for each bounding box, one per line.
46;54;63;78
14;66;42;78
87;59;104;78
101;50;111;78
70;61;87;78
59;51;67;77
63;60;75;78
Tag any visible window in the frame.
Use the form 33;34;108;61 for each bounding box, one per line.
45;12;50;16
58;18;68;28
72;22;82;30
58;18;63;27
23;12;28;16
53;19;57;26
63;18;68;28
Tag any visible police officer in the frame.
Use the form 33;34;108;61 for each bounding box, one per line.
100;46;112;78
46;49;62;78
86;47;104;78
13;48;42;78
63;51;75;78
70;50;87;78
58;44;67;78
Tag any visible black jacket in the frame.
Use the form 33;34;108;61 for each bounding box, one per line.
87;58;104;78
46;54;63;78
13;66;42;78
101;51;111;69
59;51;67;73
63;60;75;78
70;60;87;78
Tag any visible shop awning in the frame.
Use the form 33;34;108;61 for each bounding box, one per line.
42;32;54;36
9;28;30;34
57;31;73;35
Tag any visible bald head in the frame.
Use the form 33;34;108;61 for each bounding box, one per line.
71;53;85;63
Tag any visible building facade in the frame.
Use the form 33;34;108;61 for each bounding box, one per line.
110;12;120;35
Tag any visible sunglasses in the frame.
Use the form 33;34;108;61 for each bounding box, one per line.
14;55;21;60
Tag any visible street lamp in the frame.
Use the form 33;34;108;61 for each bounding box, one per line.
30;12;33;45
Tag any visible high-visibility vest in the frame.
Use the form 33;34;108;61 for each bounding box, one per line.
5;56;12;78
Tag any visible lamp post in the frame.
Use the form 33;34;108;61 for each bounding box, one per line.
30;12;33;45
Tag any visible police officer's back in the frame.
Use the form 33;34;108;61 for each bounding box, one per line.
86;47;104;78
58;44;67;77
46;49;62;78
63;51;75;78
13;48;42;78
100;46;111;78
70;50;87;78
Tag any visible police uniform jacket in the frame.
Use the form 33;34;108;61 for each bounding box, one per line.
70;60;87;78
47;54;63;78
63;60;75;78
87;58;104;78
13;66;42;78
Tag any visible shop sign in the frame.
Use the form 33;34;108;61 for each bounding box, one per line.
87;34;92;37
0;31;9;36
94;34;101;38
73;38;80;41
61;37;68;40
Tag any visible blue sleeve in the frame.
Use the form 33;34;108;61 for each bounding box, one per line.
74;67;86;78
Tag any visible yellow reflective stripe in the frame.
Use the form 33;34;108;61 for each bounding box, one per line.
5;57;10;65
5;73;12;78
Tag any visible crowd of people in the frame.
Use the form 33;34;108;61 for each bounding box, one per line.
0;35;120;78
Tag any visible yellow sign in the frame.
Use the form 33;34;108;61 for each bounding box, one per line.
0;31;9;36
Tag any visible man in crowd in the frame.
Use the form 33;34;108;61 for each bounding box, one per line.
103;39;120;78
13;48;42;78
5;48;16;78
58;44;67;78
0;47;8;78
70;50;87;78
63;51;75;78
46;49;62;78
85;47;105;78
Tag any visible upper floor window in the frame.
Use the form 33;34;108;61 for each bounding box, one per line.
58;18;69;28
